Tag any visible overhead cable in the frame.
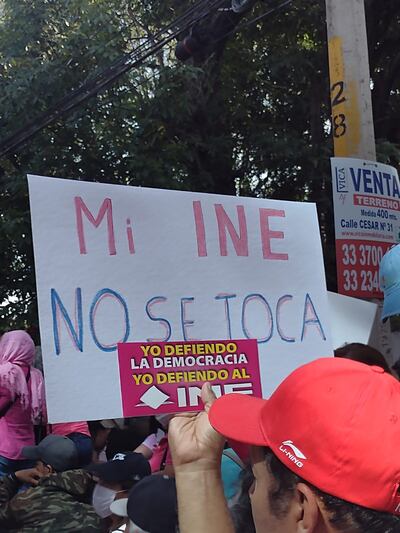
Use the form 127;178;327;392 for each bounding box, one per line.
0;0;226;158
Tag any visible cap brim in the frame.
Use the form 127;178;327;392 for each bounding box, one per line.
110;498;128;517
381;284;400;321
209;394;269;446
22;445;41;461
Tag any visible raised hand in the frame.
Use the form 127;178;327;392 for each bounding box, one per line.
169;382;225;470
169;383;235;533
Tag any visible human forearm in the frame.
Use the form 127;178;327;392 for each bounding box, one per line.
169;385;233;533
175;465;234;533
134;443;153;459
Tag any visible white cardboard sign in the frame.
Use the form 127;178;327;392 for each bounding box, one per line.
28;175;332;422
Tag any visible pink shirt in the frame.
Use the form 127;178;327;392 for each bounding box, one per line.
148;436;172;472
0;366;35;460
141;430;172;472
49;422;91;437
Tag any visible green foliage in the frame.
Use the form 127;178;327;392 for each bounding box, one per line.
1;0;400;329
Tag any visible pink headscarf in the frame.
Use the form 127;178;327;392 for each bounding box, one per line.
0;330;45;423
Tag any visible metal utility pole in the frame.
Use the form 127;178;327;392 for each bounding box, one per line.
326;0;376;160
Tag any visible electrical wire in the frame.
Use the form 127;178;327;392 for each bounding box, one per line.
0;0;227;159
213;0;294;45
233;0;293;32
0;0;294;158
60;1;211;82
94;0;296;112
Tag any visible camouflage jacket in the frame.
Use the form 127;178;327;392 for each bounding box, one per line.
0;469;105;532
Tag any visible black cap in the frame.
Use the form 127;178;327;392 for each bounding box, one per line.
22;435;78;472
127;475;177;533
86;452;150;483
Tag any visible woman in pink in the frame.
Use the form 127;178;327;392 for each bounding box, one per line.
0;330;45;476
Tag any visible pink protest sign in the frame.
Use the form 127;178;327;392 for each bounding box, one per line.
117;339;261;416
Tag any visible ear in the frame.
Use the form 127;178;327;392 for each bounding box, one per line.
294;482;321;532
46;464;55;475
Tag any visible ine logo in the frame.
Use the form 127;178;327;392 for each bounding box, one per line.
279;440;307;468
335;167;348;193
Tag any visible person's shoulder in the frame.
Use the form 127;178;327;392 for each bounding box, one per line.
8;482;47;515
38;502;104;533
7;475;103;533
42;469;93;494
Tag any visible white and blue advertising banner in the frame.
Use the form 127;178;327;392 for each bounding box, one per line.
331;157;400;298
28;175;332;422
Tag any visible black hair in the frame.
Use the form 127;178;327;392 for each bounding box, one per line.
265;449;400;532
334;343;392;374
149;415;164;434
105;428;143;460
230;466;256;533
87;420;105;437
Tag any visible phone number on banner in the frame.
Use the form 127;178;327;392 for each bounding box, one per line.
336;240;394;298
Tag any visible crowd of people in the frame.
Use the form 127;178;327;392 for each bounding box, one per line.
0;329;246;532
1;246;400;532
1;328;399;532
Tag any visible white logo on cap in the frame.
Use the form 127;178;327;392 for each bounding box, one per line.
113;453;126;461
279;440;307;468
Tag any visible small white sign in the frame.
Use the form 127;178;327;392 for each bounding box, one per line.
327;291;378;349
331;157;400;298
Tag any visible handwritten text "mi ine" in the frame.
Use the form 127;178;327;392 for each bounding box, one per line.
74;197;289;260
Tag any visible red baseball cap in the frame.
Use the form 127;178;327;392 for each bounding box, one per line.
209;357;400;515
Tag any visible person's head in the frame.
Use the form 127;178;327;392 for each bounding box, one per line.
111;475;178;533
86;452;151;519
0;330;35;366
209;358;400;532
105;427;143;460
0;329;44;421
22;434;78;474
334;342;392;373
88;420;112;455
